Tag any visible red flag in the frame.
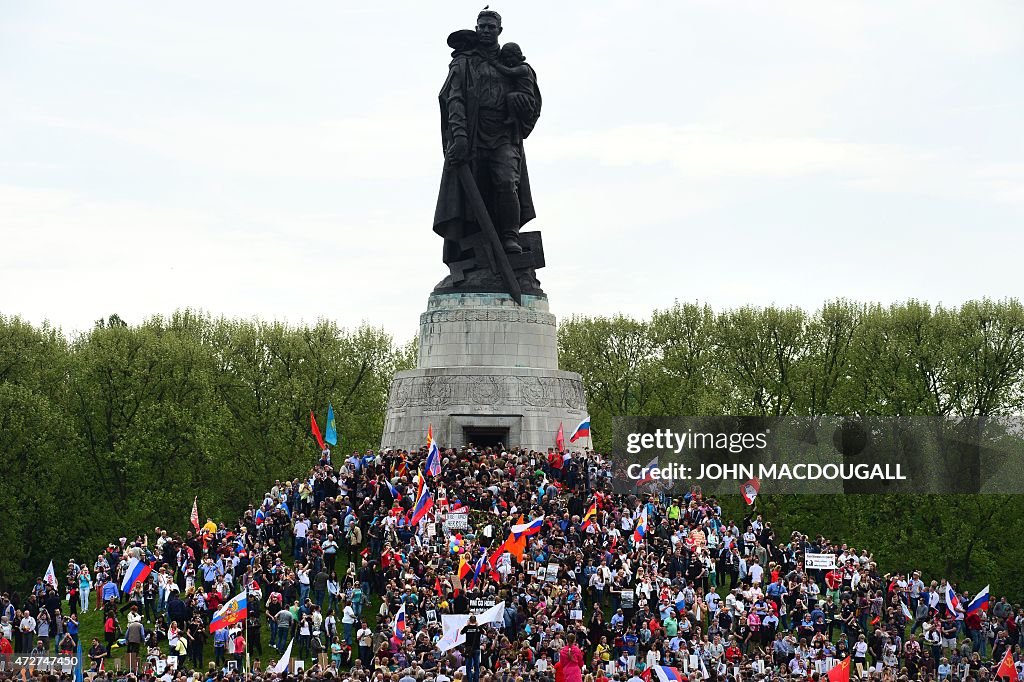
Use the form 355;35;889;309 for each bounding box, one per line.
740;477;760;505
827;657;851;682
996;648;1016;680
434;577;443;597
555;423;565;453
190;497;200;532
310;410;326;450
488;538;507;567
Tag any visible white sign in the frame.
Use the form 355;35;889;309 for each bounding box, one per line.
805;553;836;570
444;513;470;532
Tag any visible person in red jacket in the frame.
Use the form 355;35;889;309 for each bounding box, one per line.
104;613;118;654
725;639;744;664
233;630;247;668
0;635;13;669
826;568;843;605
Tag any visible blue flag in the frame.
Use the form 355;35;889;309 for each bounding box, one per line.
325;403;338;446
75;638;83;682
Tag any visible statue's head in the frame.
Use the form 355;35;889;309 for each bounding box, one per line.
476;8;502;46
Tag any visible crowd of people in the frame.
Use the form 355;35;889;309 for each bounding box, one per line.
1;444;1022;682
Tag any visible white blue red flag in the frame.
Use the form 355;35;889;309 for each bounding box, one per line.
120;558;154;593
967;585;989;616
569;417;591;443
391;603;407;646
651;667;685;682
511;516;544;538
472;552;487;584
209;592;247;632
409;471;434;525
945;585;961;613
425;440;441;477
385;479;403;501
639;456;658;486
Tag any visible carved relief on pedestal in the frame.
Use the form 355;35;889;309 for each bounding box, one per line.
419;308;556;327
387;373;587;411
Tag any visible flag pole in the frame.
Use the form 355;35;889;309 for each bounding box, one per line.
244;594;250;682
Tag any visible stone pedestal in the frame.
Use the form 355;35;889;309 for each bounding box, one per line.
381;292;588;452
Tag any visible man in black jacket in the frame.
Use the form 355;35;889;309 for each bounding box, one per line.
460;615;482;682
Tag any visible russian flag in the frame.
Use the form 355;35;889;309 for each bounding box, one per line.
391;603;407;646
209;592;247;632
120;558;154;594
385;479;403;501
409;472;434;526
254;509;266;526
967;585;990;616
569;417;591;443
945;585;961;614
425;425;442;477
425;441;441;477
511;516;544;538
652;667;684;682
472;552;487;584
639;456;658;485
632;508;648;544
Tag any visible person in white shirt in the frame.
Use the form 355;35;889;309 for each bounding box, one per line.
341;601;357;645
749;559;764;585
705;586;721;615
853;634;869;676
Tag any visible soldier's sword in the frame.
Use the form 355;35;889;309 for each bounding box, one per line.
455;164;523;306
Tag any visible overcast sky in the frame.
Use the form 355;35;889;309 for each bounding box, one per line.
2;1;1022;342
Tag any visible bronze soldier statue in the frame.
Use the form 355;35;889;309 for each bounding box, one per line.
432;9;544;297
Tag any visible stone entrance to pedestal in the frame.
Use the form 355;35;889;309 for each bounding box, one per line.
381;292;588;453
463;427;509;448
